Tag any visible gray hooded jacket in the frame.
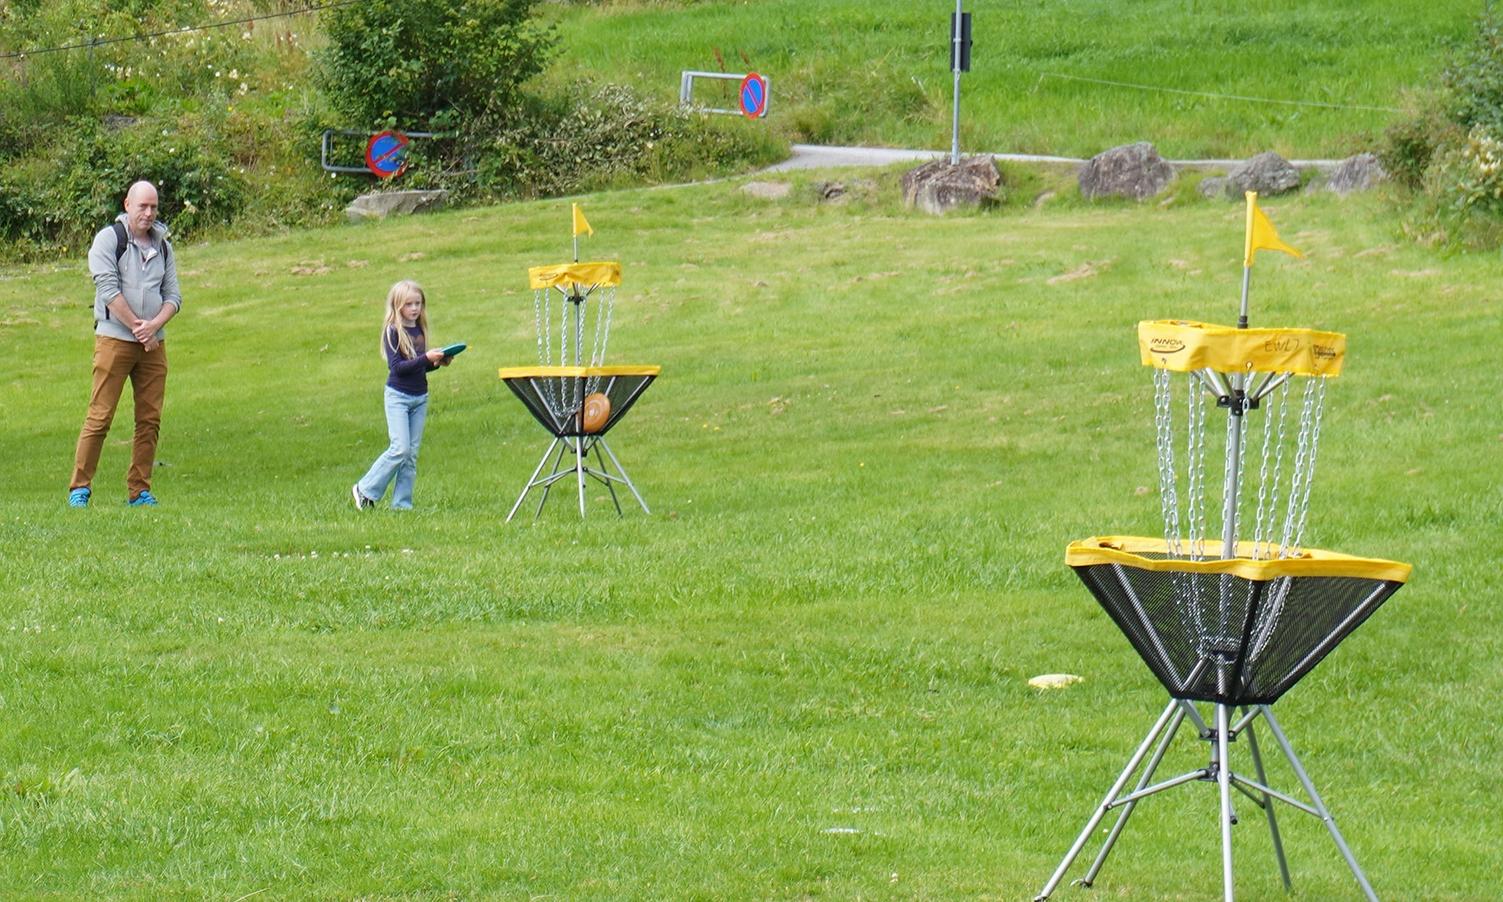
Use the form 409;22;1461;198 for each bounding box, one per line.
88;213;182;343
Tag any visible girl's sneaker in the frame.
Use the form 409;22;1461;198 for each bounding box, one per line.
68;487;91;508
127;490;158;506
351;484;374;510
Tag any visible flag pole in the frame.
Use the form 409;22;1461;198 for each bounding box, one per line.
1239;191;1256;329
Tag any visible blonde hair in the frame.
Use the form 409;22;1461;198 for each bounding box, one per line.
381;279;428;359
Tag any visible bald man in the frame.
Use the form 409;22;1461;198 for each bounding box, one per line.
68;180;182;507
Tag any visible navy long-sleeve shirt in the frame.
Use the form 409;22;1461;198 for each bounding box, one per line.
385;325;437;396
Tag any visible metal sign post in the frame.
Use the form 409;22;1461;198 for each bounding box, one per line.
950;1;972;164
679;70;771;117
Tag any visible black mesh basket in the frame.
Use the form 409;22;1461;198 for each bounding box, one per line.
499;366;658;438
1068;537;1409;705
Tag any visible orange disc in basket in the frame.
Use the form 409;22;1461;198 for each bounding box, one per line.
582;392;611;433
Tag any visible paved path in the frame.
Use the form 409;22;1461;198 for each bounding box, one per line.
761;144;1340;173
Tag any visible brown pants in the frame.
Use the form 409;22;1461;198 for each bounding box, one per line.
71;335;168;499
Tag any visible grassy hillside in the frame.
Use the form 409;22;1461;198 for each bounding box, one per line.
0;169;1498;896
548;0;1480;158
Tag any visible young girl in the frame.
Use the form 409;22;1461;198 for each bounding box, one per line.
352;279;452;510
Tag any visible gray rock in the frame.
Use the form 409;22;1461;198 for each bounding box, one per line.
900;155;1001;214
740;181;791;200
1225;152;1301;198
1078;142;1176;200
1326;152;1387;194
346;190;449;222
1197;176;1228;199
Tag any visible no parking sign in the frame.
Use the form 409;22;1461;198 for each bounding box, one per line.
739;72;769;119
364;130;410;178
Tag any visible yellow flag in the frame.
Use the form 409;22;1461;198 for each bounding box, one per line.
572;203;593;237
1243;191;1302;267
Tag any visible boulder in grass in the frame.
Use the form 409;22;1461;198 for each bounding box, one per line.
740;181;792;200
1197;176;1229;199
346;189;449;222
900;155;1002;214
1326;152;1387;194
1078;142;1177;201
1225;151;1301;198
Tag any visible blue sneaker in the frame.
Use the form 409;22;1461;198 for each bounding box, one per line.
67;487;90;508
127;490;158;506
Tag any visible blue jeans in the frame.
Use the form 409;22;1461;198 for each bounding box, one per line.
357;386;428;509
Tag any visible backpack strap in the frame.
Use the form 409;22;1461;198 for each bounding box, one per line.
99;222;129;322
112;221;128;264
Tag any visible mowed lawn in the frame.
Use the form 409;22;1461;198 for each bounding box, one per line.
1;175;1499;898
548;0;1481;158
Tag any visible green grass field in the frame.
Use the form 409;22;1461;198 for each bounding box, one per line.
547;0;1481;159
1;166;1499;897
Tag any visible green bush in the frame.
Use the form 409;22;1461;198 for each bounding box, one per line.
468;82;784;199
315;0;556;131
1381;101;1459;189
1444;14;1503;134
0;116;247;260
1382;13;1503;247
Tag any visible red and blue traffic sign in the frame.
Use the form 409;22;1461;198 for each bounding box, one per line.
364;130;410;178
739;72;768;119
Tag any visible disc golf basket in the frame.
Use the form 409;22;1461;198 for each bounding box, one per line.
499;261;659;520
1036;320;1411;901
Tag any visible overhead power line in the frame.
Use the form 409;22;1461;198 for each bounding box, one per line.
0;0;359;62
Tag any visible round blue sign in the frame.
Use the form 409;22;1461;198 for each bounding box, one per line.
364;130;410;178
739;73;768;119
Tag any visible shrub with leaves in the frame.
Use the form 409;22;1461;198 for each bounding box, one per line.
1383;12;1503;246
315;0;556;131
0;116;246;260
467;82;783;199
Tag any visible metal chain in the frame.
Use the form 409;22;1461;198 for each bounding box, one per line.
1289;376;1327;553
1252;374;1276;558
587;286;616;394
1153;369;1182;556
533;288;563;418
1251;377;1326;662
1233;365;1254;551
1187;374;1209;560
1279;378;1318;556
1263;378;1292;559
534;288;547;366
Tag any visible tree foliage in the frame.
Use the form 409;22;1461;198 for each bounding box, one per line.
315;0;556;131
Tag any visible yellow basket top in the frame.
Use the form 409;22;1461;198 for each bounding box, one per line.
528;261;621;290
1067;536;1410;582
1138;320;1345;376
498;365;661;379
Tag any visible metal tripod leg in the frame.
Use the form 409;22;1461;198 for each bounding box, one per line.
1261;708;1379;902
534;437;570;519
1078;702;1189;886
1241;707;1292;891
1035;699;1182;901
597;437;649;514
575;434;587;517
1216;703;1236;902
507;437;560;523
591;439;624;515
